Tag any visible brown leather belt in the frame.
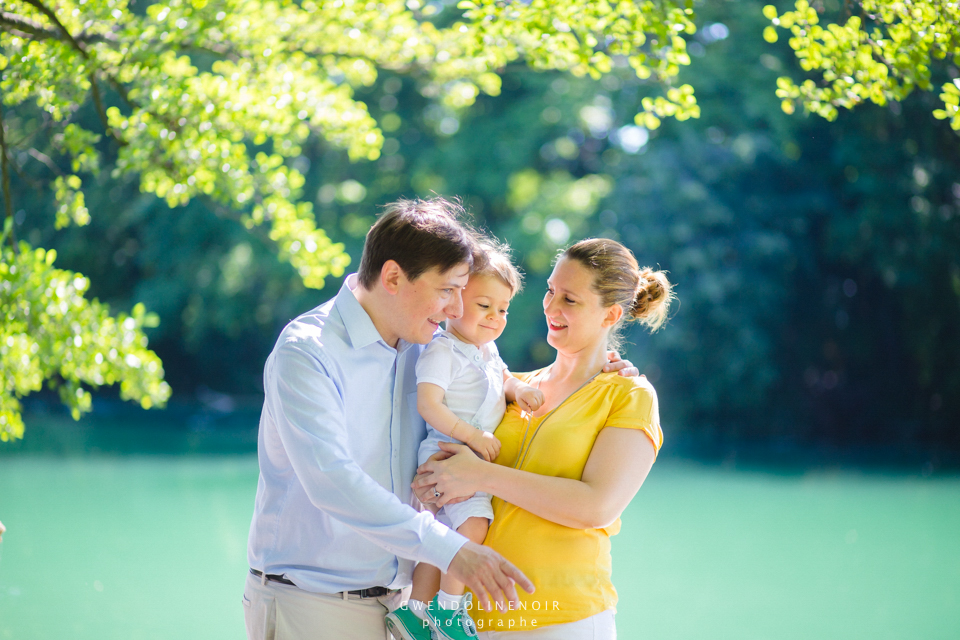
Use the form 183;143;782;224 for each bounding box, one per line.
249;569;393;598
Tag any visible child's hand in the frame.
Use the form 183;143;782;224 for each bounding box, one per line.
466;428;501;462
515;385;544;413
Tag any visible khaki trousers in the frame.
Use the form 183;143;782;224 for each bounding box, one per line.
243;573;404;640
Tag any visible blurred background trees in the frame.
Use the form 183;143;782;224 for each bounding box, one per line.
0;0;699;438
2;0;958;460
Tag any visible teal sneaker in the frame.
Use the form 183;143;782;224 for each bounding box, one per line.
427;593;478;640
385;605;433;640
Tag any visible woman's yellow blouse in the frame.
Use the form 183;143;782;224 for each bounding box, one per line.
475;370;662;632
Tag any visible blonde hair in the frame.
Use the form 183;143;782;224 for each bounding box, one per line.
472;239;523;297
562;238;674;347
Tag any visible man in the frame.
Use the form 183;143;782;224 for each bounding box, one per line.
243;198;534;640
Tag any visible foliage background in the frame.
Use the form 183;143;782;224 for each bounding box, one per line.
3;0;959;463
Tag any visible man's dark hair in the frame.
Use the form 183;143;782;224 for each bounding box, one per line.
357;198;481;289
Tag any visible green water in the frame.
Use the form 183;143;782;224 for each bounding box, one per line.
0;457;957;639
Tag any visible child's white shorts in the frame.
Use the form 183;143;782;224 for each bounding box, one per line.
437;492;494;531
419;434;495;531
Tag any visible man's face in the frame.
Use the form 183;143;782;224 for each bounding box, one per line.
394;263;471;344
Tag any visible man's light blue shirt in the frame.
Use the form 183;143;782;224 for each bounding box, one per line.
247;274;467;593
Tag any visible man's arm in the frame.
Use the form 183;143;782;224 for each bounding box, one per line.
269;342;533;608
269;341;465;571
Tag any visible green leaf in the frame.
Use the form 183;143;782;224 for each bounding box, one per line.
0;242;171;441
0;217;11;246
763;0;960;132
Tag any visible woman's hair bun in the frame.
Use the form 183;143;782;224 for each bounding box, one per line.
562;238;675;340
631;268;674;332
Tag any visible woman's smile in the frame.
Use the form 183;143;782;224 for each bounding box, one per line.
547;319;567;331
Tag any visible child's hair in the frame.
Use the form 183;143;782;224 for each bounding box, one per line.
472;239;523;297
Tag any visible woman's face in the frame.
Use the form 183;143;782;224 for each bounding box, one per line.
543;257;619;355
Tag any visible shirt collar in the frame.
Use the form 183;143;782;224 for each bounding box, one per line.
334;273;419;354
335;274;385;350
440;329;484;359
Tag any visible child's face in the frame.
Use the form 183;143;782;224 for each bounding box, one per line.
447;274;513;346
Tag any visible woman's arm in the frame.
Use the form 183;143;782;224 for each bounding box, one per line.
417;382;501;462
416;427;656;529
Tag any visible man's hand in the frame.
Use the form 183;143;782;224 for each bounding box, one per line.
515;385;544;413
466;429;501;462
602;350;641;377
446;541;535;612
0;520;5;543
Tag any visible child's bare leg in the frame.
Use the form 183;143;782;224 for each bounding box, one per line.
410;562;441;605
407;500;443;617
439;516;489;595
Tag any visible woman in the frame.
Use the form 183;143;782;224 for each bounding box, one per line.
415;238;674;639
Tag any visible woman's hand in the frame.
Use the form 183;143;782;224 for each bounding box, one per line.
466;429;501;462
602;350;641;377
413;441;487;507
412;449;473;507
412;450;454;505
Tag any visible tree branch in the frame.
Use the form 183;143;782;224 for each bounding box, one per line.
9;113;55;149
0;10;117;44
178;39;240;61
21;0;88;56
202;195;249;223
89;72;125;145
27;148;61;175
0;10;50;38
6;151;49;202
75;25;119;45
9;3;172;145
0;101;18;250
